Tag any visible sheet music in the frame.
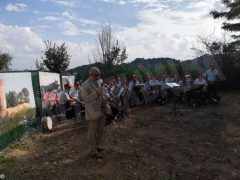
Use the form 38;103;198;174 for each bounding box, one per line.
166;83;180;88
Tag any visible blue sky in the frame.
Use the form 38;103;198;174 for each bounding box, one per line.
0;0;226;70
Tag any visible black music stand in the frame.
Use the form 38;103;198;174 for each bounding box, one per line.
167;84;183;118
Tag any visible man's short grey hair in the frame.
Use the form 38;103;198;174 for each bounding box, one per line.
89;67;100;75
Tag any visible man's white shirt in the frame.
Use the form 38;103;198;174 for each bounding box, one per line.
204;69;220;82
128;80;140;92
71;88;79;99
194;78;207;86
60;90;71;104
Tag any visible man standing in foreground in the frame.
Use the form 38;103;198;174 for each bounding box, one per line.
81;67;105;159
204;64;221;102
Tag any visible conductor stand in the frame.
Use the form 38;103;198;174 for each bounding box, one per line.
167;83;183;118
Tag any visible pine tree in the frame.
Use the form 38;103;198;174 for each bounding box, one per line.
211;0;240;41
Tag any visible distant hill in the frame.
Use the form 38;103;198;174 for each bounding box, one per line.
69;55;219;80
128;57;179;68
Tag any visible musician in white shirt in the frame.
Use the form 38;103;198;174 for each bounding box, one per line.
194;74;207;91
178;75;192;104
165;74;175;83
71;81;81;100
128;74;140;92
60;83;75;119
193;74;208;105
150;76;160;86
144;75;153;92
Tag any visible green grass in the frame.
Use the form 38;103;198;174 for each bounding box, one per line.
0;108;35;136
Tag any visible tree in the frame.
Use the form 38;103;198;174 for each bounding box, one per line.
211;0;240;44
17;92;24;102
0;50;12;71
6;91;18;108
91;24;128;70
35;59;46;71
42;40;71;73
191;32;236;58
22;88;30;103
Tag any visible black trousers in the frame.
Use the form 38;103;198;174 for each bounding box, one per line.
65;103;75;119
208;83;219;100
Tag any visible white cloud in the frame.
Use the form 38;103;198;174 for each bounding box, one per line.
116;0;224;61
39;11;98;36
42;16;61;21
119;1;127;5
0;23;93;70
64;42;94;67
4;3;27;12
60;20;80;36
62;11;99;25
0;23;43;70
41;0;78;8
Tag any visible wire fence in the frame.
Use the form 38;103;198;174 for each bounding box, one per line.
0;120;36;151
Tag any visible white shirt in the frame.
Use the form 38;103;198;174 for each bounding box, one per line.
194;78;207;86
60;90;71;104
178;80;191;91
128;80;139;92
144;81;153;91
71;88;79;99
151;80;160;86
204;69;220;82
165;77;175;83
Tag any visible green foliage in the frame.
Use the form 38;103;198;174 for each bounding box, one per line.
42;40;71;73
211;0;240;40
0;50;12;71
6;91;18;108
0;108;35;136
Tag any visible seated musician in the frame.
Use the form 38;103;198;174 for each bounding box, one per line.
143;75;153;95
115;76;122;90
165;73;175;83
150;76;160;86
194;74;207;90
111;77;122;98
128;74;140;92
60;83;75;119
71;81;81;99
193;73;208;105
71;81;85;111
178;75;192;104
118;79;128;99
128;74;144;104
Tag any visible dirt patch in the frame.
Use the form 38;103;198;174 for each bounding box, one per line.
0;91;240;180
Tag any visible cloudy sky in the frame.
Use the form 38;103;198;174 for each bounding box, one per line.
0;0;226;70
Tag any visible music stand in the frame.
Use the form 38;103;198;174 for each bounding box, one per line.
166;83;183;118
